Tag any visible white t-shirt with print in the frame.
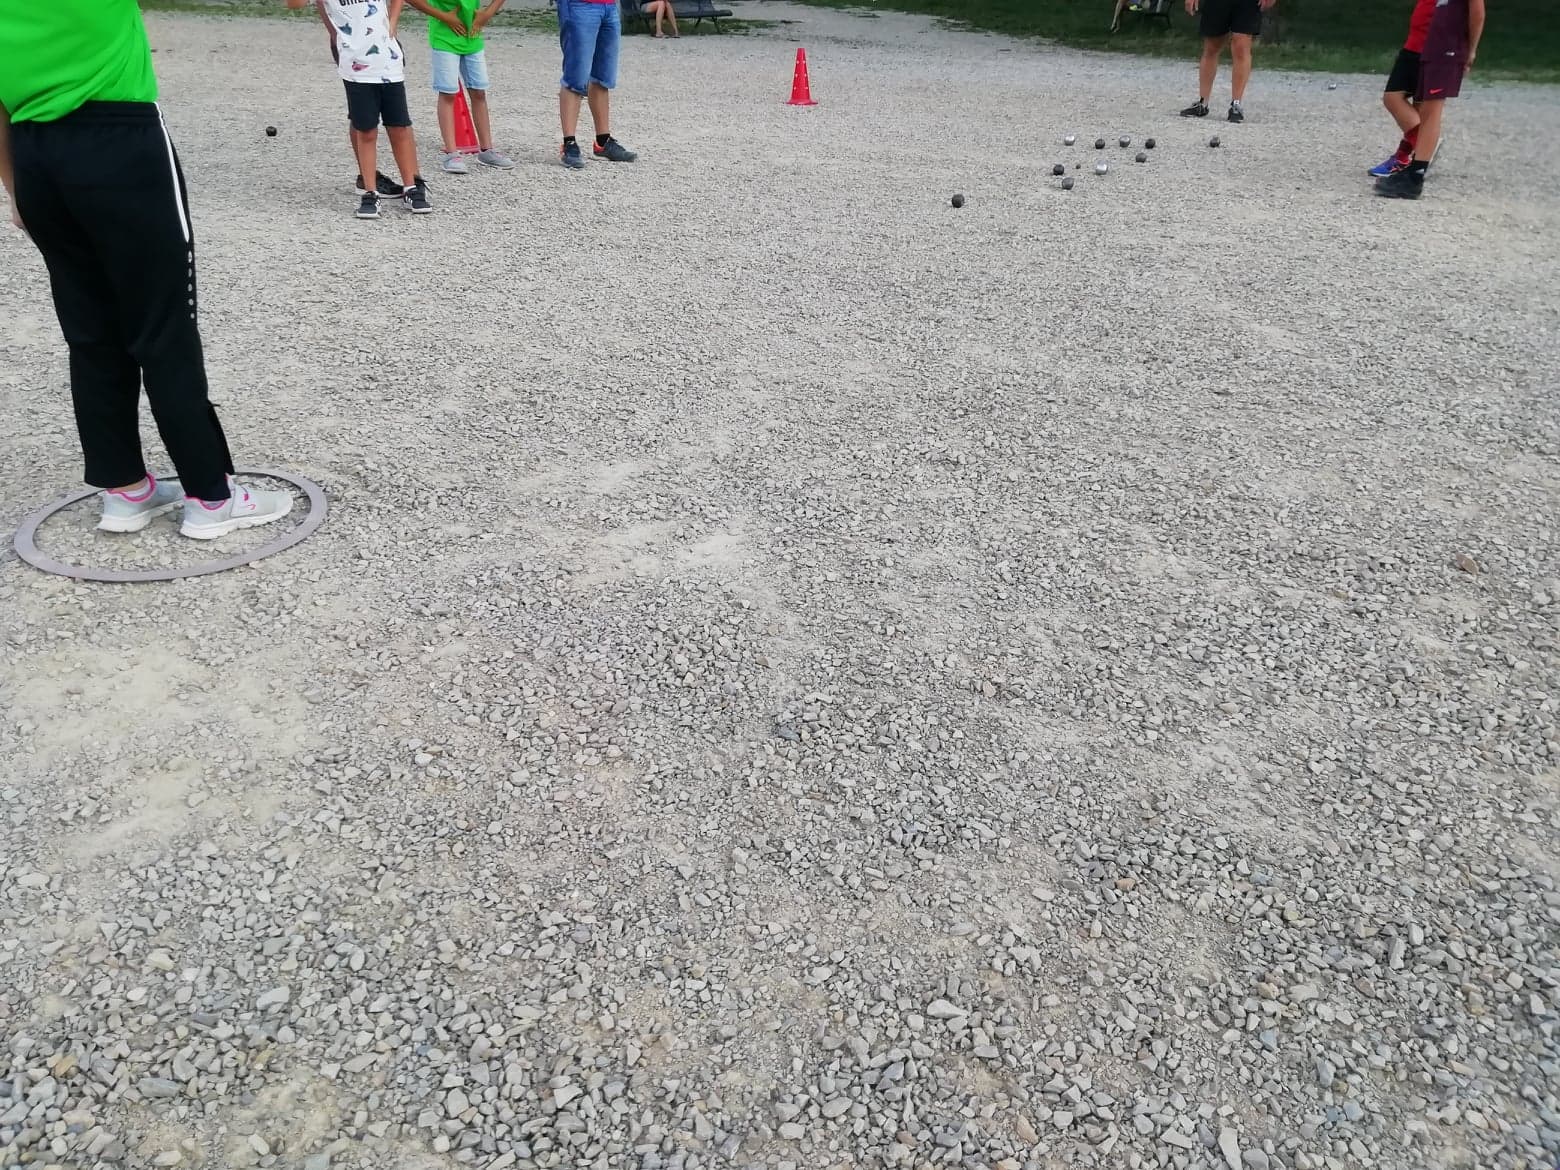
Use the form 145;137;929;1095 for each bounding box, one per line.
319;0;406;84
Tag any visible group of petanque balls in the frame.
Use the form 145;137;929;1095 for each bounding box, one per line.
951;130;1223;205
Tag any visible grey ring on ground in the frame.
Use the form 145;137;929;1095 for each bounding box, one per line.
10;469;327;584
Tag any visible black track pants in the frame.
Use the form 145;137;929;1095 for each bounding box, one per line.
12;102;234;502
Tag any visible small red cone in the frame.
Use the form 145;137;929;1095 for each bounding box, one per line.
786;47;817;106
453;84;480;153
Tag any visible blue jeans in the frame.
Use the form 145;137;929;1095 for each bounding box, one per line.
558;0;620;95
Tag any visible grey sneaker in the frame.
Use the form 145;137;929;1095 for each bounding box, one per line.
441;151;469;175
476;148;514;170
98;473;183;533
180;478;293;541
560;140;585;170
592;136;637;162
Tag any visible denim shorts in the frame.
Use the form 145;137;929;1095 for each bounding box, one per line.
431;48;491;94
558;0;620;95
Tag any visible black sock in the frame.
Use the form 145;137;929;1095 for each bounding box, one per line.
1408;159;1429;177
595;132;612;147
563;135;577;148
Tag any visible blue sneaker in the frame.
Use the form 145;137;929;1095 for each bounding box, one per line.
1368;153;1409;178
560;140;585;170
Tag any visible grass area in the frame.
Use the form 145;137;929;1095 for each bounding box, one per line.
783;0;1560;82
140;1;774;36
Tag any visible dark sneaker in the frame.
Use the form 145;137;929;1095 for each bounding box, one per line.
1227;101;1245;123
1180;98;1209;117
355;170;402;197
1374;168;1424;199
560;140;585;170
1368;153;1409;178
355;192;380;219
402;178;432;214
592;136;638;162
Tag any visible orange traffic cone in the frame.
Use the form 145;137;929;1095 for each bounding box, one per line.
786;48;817;107
453;84;480;153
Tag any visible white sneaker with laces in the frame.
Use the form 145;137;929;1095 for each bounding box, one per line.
180;478;293;540
99;473;183;533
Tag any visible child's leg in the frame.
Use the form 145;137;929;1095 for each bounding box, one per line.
351;128;380;193
1412;98;1444;164
386;126;420;186
437;92;458;154
468;89;494;151
1384;91;1419;136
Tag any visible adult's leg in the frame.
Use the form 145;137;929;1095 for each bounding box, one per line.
667;3;678;36
11;123;147;492
1229;32;1253;101
1199;36;1226;101
586;82;611;136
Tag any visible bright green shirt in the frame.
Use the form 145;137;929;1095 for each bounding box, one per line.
0;0;158;123
427;0;484;54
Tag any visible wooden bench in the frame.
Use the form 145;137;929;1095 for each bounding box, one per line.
620;0;734;32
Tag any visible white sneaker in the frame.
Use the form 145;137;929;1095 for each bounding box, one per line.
98;473;184;533
180;478;293;541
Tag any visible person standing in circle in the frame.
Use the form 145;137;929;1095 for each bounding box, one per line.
1179;0;1277;124
0;0;292;539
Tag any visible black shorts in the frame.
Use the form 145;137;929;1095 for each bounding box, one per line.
1199;0;1262;38
343;80;411;133
1385;48;1420;95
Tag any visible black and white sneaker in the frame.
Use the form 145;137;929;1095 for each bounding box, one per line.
355;192;381;220
1180;98;1209;117
402;177;432;214
1227;101;1245;123
355;170;403;197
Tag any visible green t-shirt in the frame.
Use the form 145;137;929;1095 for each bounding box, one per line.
427;0;484;54
0;0;157;123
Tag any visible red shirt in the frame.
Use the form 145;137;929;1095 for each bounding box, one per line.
1404;0;1437;52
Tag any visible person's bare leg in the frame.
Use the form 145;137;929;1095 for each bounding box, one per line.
1412;98;1444;163
652;2;664;35
668;4;678;35
351;128;379;193
437;91;458;153
469;88;494;150
1112;0;1128;31
560;89;583;140
1384;91;1419;135
1198;36;1225;101
385;125;419;187
1229;33;1253;101
586;82;610;136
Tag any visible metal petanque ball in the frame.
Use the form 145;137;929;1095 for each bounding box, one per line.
1095;161;1108;175
1064;134;1076;145
1209;136;1221;148
265;125;278;137
1135;152;1147;163
1119;136;1130;148
1061;177;1075;190
1052;163;1065;176
1145;137;1156;149
951;193;965;208
1328;82;1338;90
1094;138;1106;149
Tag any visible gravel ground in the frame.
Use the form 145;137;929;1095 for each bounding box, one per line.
2;5;1559;1170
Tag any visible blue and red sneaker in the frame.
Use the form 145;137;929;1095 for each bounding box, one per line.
1368;153;1410;178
